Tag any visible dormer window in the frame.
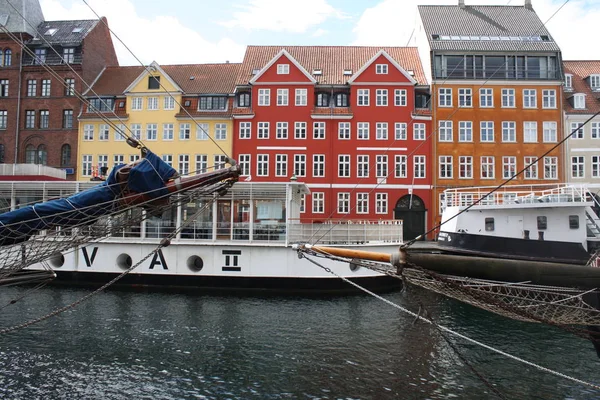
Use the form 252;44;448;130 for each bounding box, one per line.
199;96;227;110
313;69;322;76
590;74;600;91
564;74;573;90
277;64;289;74
574;93;586;109
316;92;330;107
335;93;349;107
376;64;388;74
44;28;57;36
89;97;115;112
237;92;251;107
148;76;160;90
34;48;46;64
63;48;75;64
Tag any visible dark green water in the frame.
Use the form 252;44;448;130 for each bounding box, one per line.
0;285;598;399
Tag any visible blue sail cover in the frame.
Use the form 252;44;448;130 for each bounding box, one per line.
0;149;177;247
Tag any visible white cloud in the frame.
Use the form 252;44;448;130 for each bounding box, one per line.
40;0;246;66
220;0;347;33
312;28;328;38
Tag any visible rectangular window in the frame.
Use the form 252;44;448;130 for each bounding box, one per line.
338;122;350;139
27;80;37;96
276;122;288;139
592;156;600;178
98;155;108;175
503;156;516;179
25;110;35;129
131;97;143;110
592;122;600;139
258;89;270;106
199;96;227;110
275;154;288;177
295;122;306;139
215;123;227;140
39;110;49;129
439;120;453;142
395;155;407;178
413;123;425;140
196;123;209;140
502;121;516;142
376;193;388;214
459;156;473;179
295;89;307;106
537;216;547;230
357;89;369;106
179;123;191;140
394;89;407;106
65;78;75;96
544;156;558;179
438;88;452;107
458;88;472;107
376;89;388;106
195;154;208;174
294;154;306;177
358;155;370;178
392;123;407;140
376;122;388;140
0;80;7;97
414;155;426;178
459;121;472;142
239;122;251;139
571;156;585;178
337;193;350;214
480;121;494;142
257;154;269;176
543;121;557;142
501;88;515;108
523;121;537;143
178;155;190;176
312;192;325;214
523;89;537;108
376;64;388;74
82;155;93;176
62;109;73;129
0;110;6;130
115;124;126;141
479;88;493;107
258;122;270;139
147;97;159;110
161;155;173;167
439;155;453;178
131;124;141;139
481;156;495;179
357;122;369;139
569;215;579;230
114;154;125;167
163;96;175;110
41;79;51;97
99;124;110;141
313;154;325;177
313;122;325;139
130;154;140;163
570;122;584;139
338;155;350;177
162;123;174;140
542;89;556;108
524;156;538;179
357;193;369;214
277;64;289;74
83;124;94;141
238;154;250;176
277;88;289;106
146;123;157;140
376;155;388;178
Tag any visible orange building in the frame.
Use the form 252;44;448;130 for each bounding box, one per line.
418;1;564;227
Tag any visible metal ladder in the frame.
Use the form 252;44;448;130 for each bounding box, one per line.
586;206;600;237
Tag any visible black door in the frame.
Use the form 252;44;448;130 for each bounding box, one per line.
393;194;426;241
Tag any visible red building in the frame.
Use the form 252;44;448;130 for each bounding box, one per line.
232;46;432;240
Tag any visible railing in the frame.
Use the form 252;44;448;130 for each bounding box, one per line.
288;219;402;245
0;164;67;179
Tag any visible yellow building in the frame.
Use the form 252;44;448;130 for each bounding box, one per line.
77;61;241;180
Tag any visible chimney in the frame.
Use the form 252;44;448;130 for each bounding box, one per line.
525;0;533;9
459;0;465;8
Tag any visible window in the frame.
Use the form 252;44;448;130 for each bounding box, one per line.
82;155;93;176
571;156;584;178
162;123;174;140
592;156;600;178
459;156;472;179
83;124;94;140
337;193;350;214
542;89;556;108
130;154;140;163
276;122;288;139
523;121;537;143
459;121;472;142
148;76;160;89
485;218;495;232
376;89;388;106
574;94;586;109
65;78;75;96
376;193;388;214
295;122;306;139
295;89;307;106
258;89;270;106
591;75;600;90
458;88;472;107
376;122;388;140
199;96;226;110
312;192;325;214
161;155;173;167
569;215;580;230
439;120;453;142
39;110;49;129
179;123;191;140
439;156;453;178
481;156;495;179
147;97;159;110
480;121;494;142
275;154;288;177
338;155;350;177
62;110;73;129
27;80;37;96
196;123;209;140
376;64;388;74
0;79;8;97
335;93;349;107
34;48;46;64
544;156;558;179
414;155;426;178
376;155;388;178
25;110;35;129
294;154;306;177
0;110;6;129
479;88;493;107
357;89;369;106
238;154;250;176
501;88;515;108
358;155;370;178
523;89;537;108
503;156;516;178
394;89;407;106
215;123;227;140
239;122;251;139
257;154;269;176
61;144;71;166
146;123;157;140
394;123;407;140
25;145;36;164
524;156;538;179
313;122;325;139
357;122;369;139
277;64;289;74
216;155;228;171
357;193;369;214
195;154;208;174
237;92;250;107
394;155;407;178
179;155;190;175
63;47;75;63
316;92;329;107
114;154;125;167
3;49;11;66
338;122;350;139
439;88;452;107
277;89;289;106
565;74;573;89
570;122;584;139
257;122;269;139
313;154;325;177
98;155;108;175
37;145;47;165
131;97;143;110
543;122;557;142
592;122;600;139
537;216;547;230
502;121;516;142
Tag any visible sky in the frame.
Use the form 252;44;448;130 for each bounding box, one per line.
38;0;600;67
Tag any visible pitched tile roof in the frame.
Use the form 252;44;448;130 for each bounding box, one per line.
563;61;600;114
418;5;560;52
162;63;241;94
85;66;145;96
29;19;98;46
237;46;427;86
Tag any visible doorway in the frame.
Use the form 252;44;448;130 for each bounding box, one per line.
393;194;426;241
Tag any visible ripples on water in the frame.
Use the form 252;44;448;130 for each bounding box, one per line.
0;285;598;399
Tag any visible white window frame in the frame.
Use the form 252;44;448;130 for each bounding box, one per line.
571;156;585;178
413;123;425;140
357;122;369;140
543;121;557;143
258;89;270;106
524;156;538;179
439;120;453;142
295;89;307;106
502;156;516;179
313;121;325;139
458;88;472;107
542;89;556;109
276;88;289;106
358;155;369;178
338;155;351;178
523;121;537;143
395;155;407;178
544;156;558;179
523;89;537;108
501;88;515;108
275;154;288;177
459;156;472;179
376;122;388;140
438;88;452;107
338;122;350;140
162;123;174;140
502;121;516;143
394;89;407;106
481;156;495;179
239;121;251;139
356;193;369;214
375;193;388;214
375;89;388;106
313;154;325;177
276;122;288;139
414;155;426;179
479;88;493;108
357;89;370;106
439;155;453;179
458;121;472;142
258;122;270;139
257;154;269;177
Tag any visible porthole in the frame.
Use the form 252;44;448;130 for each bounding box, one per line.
49;253;64;268
187;255;204;272
117;253;132;270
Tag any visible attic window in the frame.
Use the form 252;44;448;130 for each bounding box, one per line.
574;93;586;109
564;74;573;90
590;74;600;91
184;100;191;107
148;76;160;90
313;69;322;75
252;68;260;75
118;101;125;108
343;69;352;75
277;64;289;74
189;76;195;80
407;70;415;76
44;28;58;36
431;34;440;40
541;35;550;41
72;27;82;33
376;64;388;74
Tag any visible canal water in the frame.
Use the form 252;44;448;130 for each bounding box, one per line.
0;285;598;399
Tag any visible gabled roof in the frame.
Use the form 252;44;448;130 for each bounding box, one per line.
237;46;428;86
347;49;417;85
419;5;560;52
85;66;145;96
0;0;44;37
563;61;600;114
123;61;183;94
29;19;98;46
249;49;316;84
